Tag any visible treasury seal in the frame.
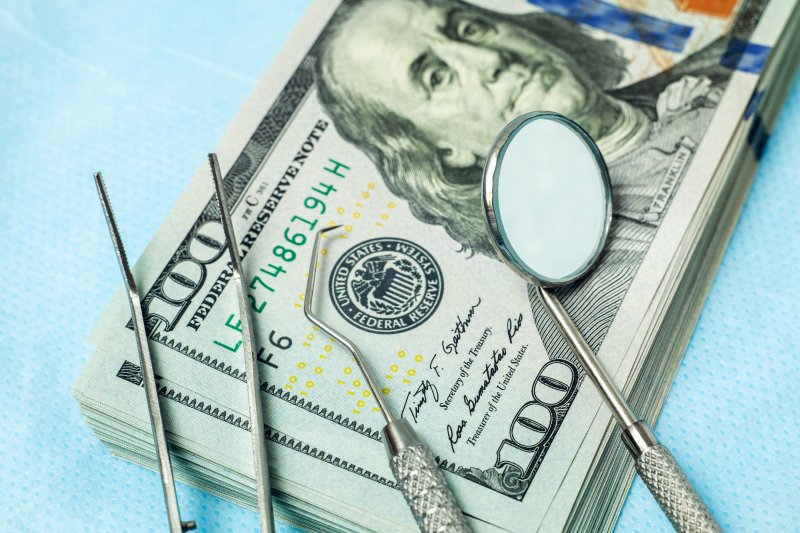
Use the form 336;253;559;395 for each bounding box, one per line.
329;237;444;334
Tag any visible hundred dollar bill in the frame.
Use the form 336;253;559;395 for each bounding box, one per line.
76;0;799;531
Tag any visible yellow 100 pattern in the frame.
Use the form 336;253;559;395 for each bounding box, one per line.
287;323;426;416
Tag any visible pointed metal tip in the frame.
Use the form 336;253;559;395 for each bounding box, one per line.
93;171;106;191
208;153;223;189
320;224;343;235
208;153;221;178
307;226;342;313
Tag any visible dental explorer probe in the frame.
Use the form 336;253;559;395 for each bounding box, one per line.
304;226;471;533
208;153;276;533
481;112;720;533
94;173;196;533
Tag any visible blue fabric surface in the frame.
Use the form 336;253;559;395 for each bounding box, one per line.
0;1;797;531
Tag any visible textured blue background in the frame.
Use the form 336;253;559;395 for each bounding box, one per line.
0;1;797;531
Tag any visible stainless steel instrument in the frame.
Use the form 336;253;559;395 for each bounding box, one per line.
481;111;720;533
94;173;197;533
304;226;471;533
208;153;276;533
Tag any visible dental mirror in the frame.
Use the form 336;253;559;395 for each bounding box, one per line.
482;112;720;533
483;112;611;287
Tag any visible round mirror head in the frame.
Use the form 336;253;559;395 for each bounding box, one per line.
482;112;612;287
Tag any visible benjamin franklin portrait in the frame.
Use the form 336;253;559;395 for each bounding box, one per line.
315;0;727;255
314;0;729;363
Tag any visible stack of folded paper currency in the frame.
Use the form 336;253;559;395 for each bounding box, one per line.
75;1;800;531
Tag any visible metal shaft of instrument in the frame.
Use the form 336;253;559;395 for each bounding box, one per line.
536;286;637;429
94;173;196;533
304;226;394;425
208;154;275;533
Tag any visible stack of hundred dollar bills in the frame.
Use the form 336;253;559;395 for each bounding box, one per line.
75;1;800;531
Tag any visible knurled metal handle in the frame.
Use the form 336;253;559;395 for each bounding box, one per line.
636;444;721;533
390;444;471;533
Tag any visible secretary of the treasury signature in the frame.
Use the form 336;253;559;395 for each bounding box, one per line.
401;379;439;424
